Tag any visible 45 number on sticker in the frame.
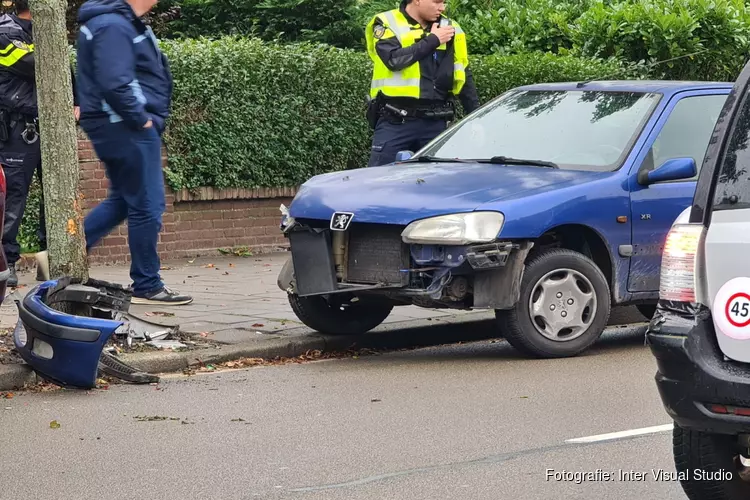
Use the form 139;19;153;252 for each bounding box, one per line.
727;293;750;327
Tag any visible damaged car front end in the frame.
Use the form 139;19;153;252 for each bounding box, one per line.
277;207;533;335
13;278;161;389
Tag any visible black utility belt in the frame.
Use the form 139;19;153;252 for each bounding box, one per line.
382;103;454;119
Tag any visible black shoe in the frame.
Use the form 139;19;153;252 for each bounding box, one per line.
131;286;193;306
7;263;17;288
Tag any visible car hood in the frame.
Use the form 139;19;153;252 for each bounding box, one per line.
289;162;611;225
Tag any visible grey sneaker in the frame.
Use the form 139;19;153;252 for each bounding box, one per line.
131;286;193;306
7;263;17;288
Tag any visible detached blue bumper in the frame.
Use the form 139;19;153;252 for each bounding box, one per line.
13;279;125;389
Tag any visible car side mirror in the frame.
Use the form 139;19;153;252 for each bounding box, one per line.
395;150;414;162
638;157;697;185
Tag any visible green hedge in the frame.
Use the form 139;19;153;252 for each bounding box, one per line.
160;37;633;190
148;0;750;82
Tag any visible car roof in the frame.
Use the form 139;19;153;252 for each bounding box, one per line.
516;80;734;95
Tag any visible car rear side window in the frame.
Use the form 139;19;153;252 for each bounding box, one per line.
712;90;750;210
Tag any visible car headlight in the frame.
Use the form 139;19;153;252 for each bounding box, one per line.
401;211;505;245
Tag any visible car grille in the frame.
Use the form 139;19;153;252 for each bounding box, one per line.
346;223;409;285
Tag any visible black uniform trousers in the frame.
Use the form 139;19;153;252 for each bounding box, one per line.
368;115;448;168
1;120;45;265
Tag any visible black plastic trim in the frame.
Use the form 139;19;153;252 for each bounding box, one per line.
691;58;750;224
648;309;750;435
17;297;101;342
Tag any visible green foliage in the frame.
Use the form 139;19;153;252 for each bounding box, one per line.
452;0;595;55
159;37;632;190
144;0;750;81
571;0;750;81
17;175;43;254
160;37;373;190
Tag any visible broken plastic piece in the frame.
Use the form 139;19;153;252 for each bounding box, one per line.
98;351;159;384
147;340;187;350
13;277;162;389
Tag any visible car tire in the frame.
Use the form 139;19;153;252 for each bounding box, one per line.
495;248;611;358
673;424;750;500
636;304;657;319
288;293;393;336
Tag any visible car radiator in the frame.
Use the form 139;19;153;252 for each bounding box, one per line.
345;223;410;286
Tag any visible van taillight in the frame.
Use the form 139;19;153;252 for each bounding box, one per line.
659;224;705;303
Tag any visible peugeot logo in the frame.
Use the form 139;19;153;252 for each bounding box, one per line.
330;212;354;231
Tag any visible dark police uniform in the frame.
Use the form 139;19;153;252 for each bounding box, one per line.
365;1;480;167
0;12;77;272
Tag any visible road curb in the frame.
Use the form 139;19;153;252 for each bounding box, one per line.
0;307;648;392
0;312;495;391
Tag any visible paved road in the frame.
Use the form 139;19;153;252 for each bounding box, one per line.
0;324;688;500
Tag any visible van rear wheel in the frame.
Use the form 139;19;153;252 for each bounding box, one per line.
495;248;611;358
673;424;750;499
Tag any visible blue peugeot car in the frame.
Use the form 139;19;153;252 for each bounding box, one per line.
278;80;732;358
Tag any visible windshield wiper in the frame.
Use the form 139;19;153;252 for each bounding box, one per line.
473;156;560;169
404;155;472;163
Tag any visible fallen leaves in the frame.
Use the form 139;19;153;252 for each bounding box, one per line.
200;348;383;372
1;392;13;399
218;246;253;257
133;415;182;422
50;420;61;429
251;323;264;328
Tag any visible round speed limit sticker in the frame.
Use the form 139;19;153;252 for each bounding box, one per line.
713;277;750;340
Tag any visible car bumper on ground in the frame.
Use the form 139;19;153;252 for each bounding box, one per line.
13;278;129;389
647;305;750;435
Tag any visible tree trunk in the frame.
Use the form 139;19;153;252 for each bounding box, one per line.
29;0;88;281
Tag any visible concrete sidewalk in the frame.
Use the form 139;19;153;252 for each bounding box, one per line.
2;251;479;338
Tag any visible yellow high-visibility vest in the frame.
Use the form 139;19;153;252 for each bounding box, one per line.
365;9;468;99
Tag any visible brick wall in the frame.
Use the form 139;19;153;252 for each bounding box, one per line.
77;138;296;264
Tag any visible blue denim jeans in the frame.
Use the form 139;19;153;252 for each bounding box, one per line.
83;123;166;296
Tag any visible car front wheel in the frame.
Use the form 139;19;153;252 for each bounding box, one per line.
288;293;393;336
673;424;750;499
495;248;611;358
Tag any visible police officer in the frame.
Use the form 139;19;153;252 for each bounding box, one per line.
0;0;78;287
365;0;480;167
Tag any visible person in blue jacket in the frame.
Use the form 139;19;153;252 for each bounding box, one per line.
73;0;192;305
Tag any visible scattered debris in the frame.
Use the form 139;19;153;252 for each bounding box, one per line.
50;420;61;429
133;415;188;423
371;399;381;403
147;340;188;350
143;311;176;318
231;418;245;422
416;178;425;184
251;323;264;328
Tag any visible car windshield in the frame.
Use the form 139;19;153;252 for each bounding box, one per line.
419;89;662;171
